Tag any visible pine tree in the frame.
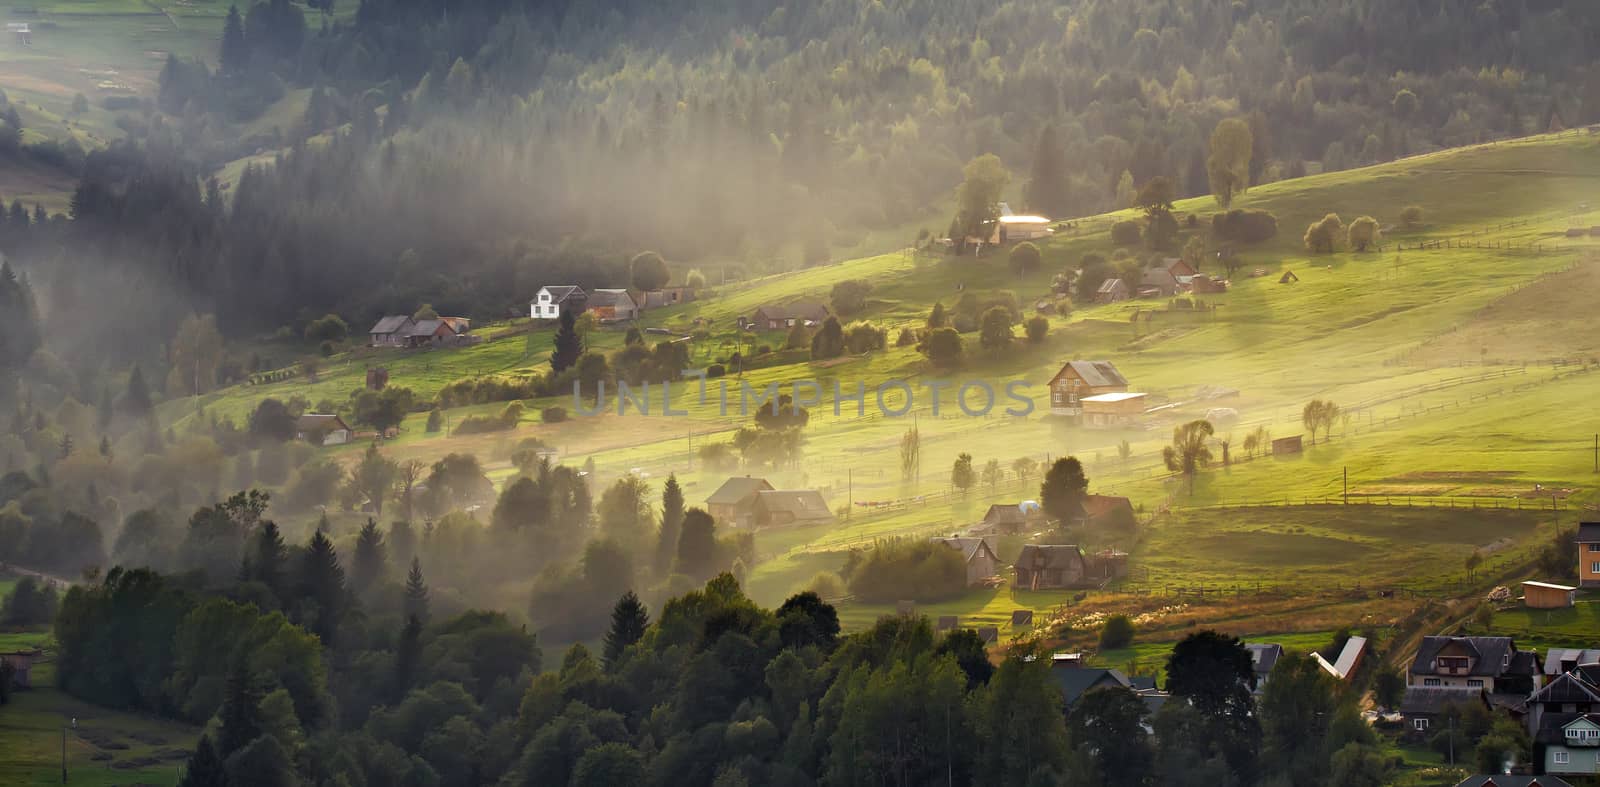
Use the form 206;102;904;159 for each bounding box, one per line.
391;614;422;703
249;521;287;595
927;301;947;330
122;364;153;418
602;590;649;670
218;660;264;757
178;734;228;787
550;308;583;374
350;518;386;593
674;509;717;579
402;557;429;623
297;531;347;647
220;5;248;75
655;474;684;577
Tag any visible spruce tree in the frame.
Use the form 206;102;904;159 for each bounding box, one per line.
602;590;649;670
926;301;947;330
178;735;228;787
218;660;264;757
297;531;347;647
220;5;248;75
402;557;429;623
391;614;422;703
1024;123;1070;217
250;521;287;595
654;474;684;577
674;508;717;580
122;364;153;418
350;518;386;594
550;308;583;374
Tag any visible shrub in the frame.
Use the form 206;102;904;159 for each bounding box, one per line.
1025;316;1049;343
845;322;887;354
1009;242;1042;275
1348;215;1381;251
805;571;848;599
304;313;349;343
425;408;443;433
1111;219;1142;247
319;341;336;357
1400;205;1424;229
1303;213;1343;253
922;327;963;367
811;316;846;360
896;327;918;347
706;364;726;378
757;344;772;355
979;307;1013;350
435;374;541;408
1100;614;1135;650
1211;209;1279;243
845;540;966;603
454;402;524;434
542;406;568;424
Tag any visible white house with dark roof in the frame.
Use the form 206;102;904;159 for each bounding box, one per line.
531;286;587;320
1244;643;1283;694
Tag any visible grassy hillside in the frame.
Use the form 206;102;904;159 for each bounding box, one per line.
169;132;1600;645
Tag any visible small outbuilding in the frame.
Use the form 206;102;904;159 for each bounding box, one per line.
1272;435;1304;456
296;413;352;446
0;649;39;689
932;536;1004;586
1523;580;1577;609
1080;392;1148;428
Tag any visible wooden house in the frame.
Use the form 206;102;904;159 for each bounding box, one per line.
1407;636;1538;694
751;490;834;528
296;413;352;446
642;287;697;309
931;537;1003;586
587;289;639;321
1095;278;1131;303
403;318;457;347
1080;391;1148;428
749;302;830;330
1014;544;1088;590
1047;360;1129;416
368;315;414;347
0;649;39;689
1272;435;1304;456
705;476;774;527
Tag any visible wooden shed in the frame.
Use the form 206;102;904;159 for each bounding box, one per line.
1272;435;1304;456
1523;580;1577;609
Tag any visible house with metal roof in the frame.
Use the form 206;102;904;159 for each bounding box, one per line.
1014;544;1089;590
587;289;639;321
296;413;352;446
531;286;587;320
1244;643;1283;694
369;315;415;347
1046;360;1130;416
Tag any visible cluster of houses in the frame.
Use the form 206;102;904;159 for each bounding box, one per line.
927;496;1136;590
530;285;698;323
368;314;476;349
1095;257;1230;304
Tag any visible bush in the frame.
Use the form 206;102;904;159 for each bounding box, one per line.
319;341;336;357
542;406;568;424
979;307;1013;350
1;577;59;626
304;314;348;343
1111;219;1142;247
1400;205;1424;229
845;322;887;354
804;571;848;599
922;327;963;367
1348;215;1381;251
425;408;443;433
436;374;541;408
454;402;524;434
1303;213;1343;253
1099;614;1135;649
845;540;966;603
706;364;726;378
1211;209;1279;243
1025;316;1049;343
1009;242;1042;275
896;327;918;347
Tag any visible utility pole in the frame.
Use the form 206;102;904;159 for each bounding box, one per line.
1593;434;1597;473
1343;466;1348;504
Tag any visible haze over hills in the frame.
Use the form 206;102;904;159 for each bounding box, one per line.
1;2;1600;785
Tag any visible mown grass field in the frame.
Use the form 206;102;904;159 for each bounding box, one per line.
154;133;1600;647
0;663;197;786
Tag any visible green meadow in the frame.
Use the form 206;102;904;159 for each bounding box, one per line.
150;132;1600;644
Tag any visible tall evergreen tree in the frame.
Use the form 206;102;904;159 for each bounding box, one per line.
601;590;649;670
249;521;287;595
122;364;153;418
220;5;248;74
654;474;684;577
178;734;229;787
350;518;386;593
674;508;717;580
297;530;347;647
402;557;429;622
550;309;583;374
218;660;264;757
391;614;422;703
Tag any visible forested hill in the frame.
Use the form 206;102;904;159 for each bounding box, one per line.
4;0;1600;367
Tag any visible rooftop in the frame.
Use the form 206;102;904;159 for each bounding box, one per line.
1080;392;1147;403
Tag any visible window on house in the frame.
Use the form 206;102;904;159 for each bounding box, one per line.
1467;679;1484;688
1414;718;1429;731
1424;678;1442;687
1554;751;1570;765
1592;562;1600;574
1587;543;1600;552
